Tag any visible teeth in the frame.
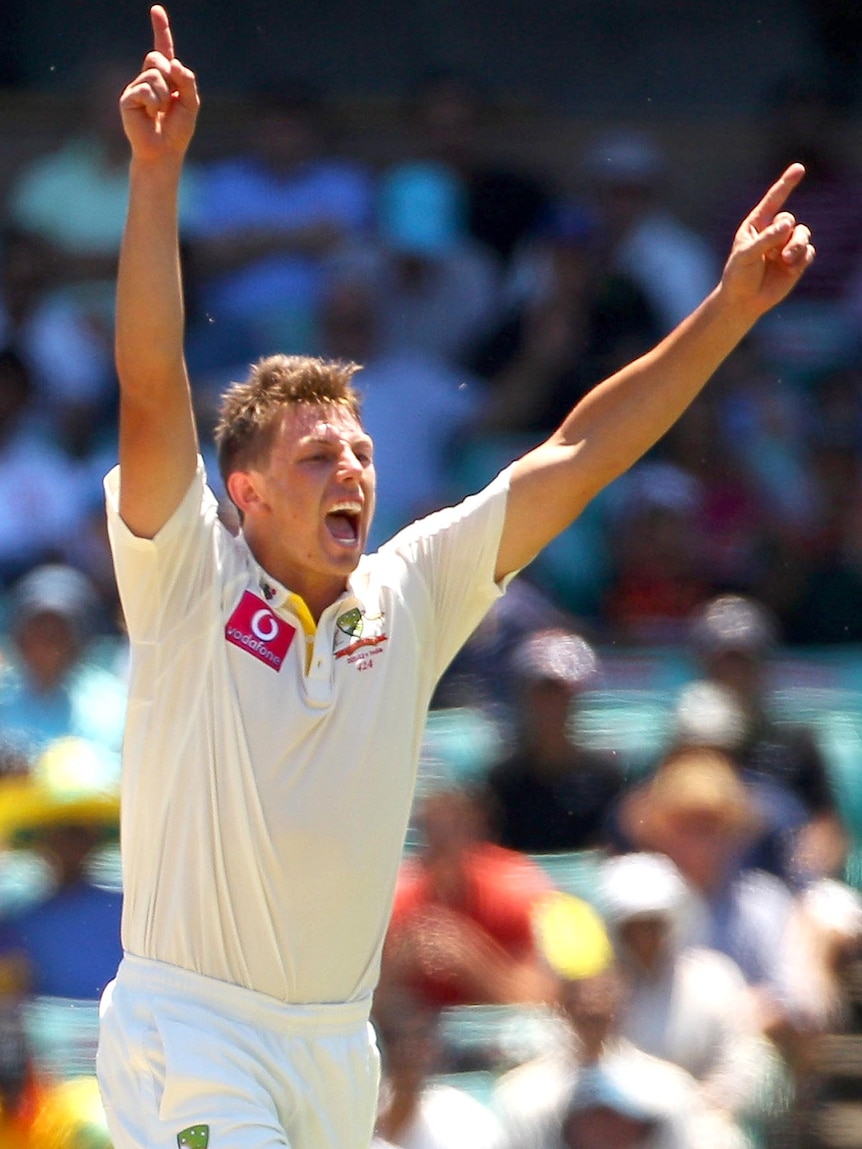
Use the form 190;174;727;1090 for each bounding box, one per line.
329;502;362;514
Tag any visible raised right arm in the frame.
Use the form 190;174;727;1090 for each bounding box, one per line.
115;5;201;538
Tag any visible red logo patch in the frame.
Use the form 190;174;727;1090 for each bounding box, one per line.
225;591;296;671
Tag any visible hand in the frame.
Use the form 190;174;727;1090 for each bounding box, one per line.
119;5;199;163
720;163;815;317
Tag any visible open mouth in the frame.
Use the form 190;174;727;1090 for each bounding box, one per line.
325;501;362;545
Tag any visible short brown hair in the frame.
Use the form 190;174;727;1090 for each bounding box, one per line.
214;354;363;490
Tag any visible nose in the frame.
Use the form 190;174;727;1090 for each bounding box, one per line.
336;445;364;481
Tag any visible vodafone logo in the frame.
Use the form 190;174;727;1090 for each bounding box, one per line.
251;609;279;642
225;591;296;671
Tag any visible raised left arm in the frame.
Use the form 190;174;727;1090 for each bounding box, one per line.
495;163;814;581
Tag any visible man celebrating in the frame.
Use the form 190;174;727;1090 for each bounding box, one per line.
96;6;814;1149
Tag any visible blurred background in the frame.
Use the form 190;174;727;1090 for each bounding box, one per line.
0;1;862;1145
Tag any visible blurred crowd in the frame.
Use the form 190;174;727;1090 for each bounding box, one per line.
0;57;861;1148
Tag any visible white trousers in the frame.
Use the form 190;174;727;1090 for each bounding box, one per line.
97;954;380;1149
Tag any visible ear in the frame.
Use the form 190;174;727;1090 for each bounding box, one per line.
226;470;269;518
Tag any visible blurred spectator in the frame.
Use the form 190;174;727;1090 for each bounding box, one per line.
655;393;775;593
494;895;719;1149
371;987;503;1149
685;594;847;884
698;343;818;620
431;579;574;720
0;350;87;587
601;461;711;644
599;851;774;1146
0;737;122;1000
781;392;862;642
317;273;486;548
579;129;719;334
367;160;502;365
0;1006;51;1149
0;564;127;774
4;62;199;448
791;878;862;1032
405;69;552;268
27;1075;113;1148
716;74;862;377
0;226;113;459
618;746;834;1074
188;79;373;360
467;202;659;436
380;782;555;1008
484;628;625;853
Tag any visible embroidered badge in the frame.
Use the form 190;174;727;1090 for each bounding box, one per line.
178;1126;210;1148
225;591;296;671
336;606;363;637
333;607;388;670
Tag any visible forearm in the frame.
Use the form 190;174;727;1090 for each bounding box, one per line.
116;157;189;402
496;284;757;577
495;164;813;581
552;282;757;503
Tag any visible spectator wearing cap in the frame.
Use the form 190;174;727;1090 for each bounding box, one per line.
0;563;127;775
493;892;715;1149
483;629;626;854
683;594;847;886
379;777;556;1009
618;746;838;1080
599;458;712;644
579;129;719;334
599;852;774;1146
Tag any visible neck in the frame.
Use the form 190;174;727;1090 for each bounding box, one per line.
244;537;350;624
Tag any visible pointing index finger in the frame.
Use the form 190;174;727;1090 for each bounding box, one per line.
150;5;175;61
747;163;805;232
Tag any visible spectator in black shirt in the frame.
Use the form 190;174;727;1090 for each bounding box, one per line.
484;628;625;854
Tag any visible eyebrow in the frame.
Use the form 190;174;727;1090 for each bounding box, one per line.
301;429;374;451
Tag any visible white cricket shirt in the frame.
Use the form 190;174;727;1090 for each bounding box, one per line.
105;460;511;1005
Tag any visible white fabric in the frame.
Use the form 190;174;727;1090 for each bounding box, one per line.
619;946;770;1117
493;1040;711;1149
98;953;379;1149
376;1083;503;1149
104;459;511;1005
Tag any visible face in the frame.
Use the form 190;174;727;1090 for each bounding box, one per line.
656;808;739;890
233;404;375;609
522;678;575;739
559;969;623;1049
618;915;671;971
16;612;81;689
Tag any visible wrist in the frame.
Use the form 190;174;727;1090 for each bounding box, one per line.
129;153;187;187
706;280;764;336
